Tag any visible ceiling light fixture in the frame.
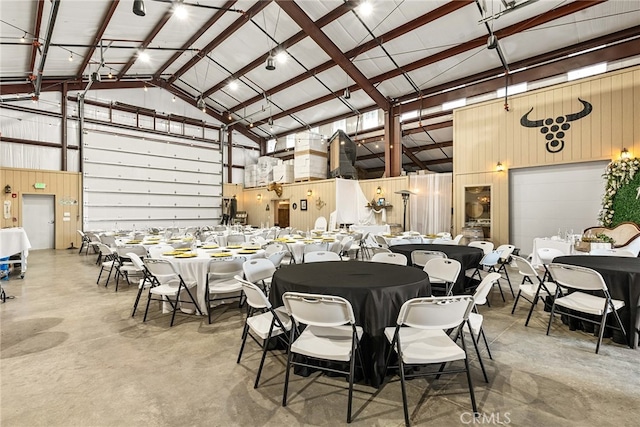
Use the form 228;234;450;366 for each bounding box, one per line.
228;80;238;91
133;0;146;16
268;117;274;132
172;95;176;102
343;87;350;99
107;71;113;78
265;53;276;71
138;51;150;63
173;3;188;19
196;96;205;110
275;51;287;64
20;32;26;43
143;85;148;92
68;52;73;62
358;1;373;16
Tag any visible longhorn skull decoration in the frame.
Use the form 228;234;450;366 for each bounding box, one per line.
266;182;283;198
520;98;592;153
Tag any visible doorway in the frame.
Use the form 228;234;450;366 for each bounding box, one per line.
277;200;290;228
22;194;55;249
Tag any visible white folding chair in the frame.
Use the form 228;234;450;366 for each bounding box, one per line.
510;255;560;326
114;245;146;292
383;296;477;426
470;250;507;302
243;258;276;293
148;245;174;259
371;252;407;266
142;259;202;327
468;240;494;255
494;244;516;297
267;250;287;268
127;252;155;318
282;292;364;423
388;238;411;246
536;247;565;281
411;250;446;268
235;276;291;389
206;259;244;324
423;258;461;296
546;263;626;354
304;251;341;263
589;248;636;257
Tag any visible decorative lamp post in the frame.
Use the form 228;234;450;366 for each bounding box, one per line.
394;190;414;231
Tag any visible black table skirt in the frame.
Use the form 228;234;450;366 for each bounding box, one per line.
389;244;484;294
270;260;431;387
555;256;640;349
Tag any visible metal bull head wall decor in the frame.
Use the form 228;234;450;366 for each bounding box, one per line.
520;98;592;153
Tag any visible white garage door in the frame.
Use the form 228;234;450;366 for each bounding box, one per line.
509;161;608;257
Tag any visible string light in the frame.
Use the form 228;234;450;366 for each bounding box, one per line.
68;52;73;62
20;32;26;43
172;95;176;102
143;85;148;92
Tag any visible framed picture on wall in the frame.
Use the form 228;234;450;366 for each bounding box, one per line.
300;199;308;211
377;197;385;206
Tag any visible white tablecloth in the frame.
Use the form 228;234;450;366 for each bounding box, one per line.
0;228;31;275
162;248;265;314
349;224;390;235
530;238;574;266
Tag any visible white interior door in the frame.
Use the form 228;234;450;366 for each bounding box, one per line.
22;195;55;250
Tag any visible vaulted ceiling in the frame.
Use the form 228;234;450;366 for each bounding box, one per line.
2;0;640;175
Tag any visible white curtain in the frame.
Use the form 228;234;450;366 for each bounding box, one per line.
335;178;374;225
409;173;452;234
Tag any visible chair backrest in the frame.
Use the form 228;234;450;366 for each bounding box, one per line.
208;258;244;280
468;240;494;254
117;244;146;258
95;243;113;257
226;234;246;245
451;234;463;245
267;250;287;268
144;258;180;283
148;245;175;258
243;258;276;283
370;247;391;255
411;250;446;267
536;247;565;265
370;252;407;266
126;252;146;270
100;235;117;247
303;242;327;253
374;235;388;248
589;248;636;257
304;251;341;263
396;296;474;330
431;238;453;244
388;238;411;246
496;244;516;260
472;272;502;306
423;258;461;284
480;250;503;267
264;243;285;257
171;241;192;249
402;236;422;244
314;216;328;231
327;240;342;254
277;229;291;238
436;232;452;239
251;236;268;247
548;263;608;292
282;292;355;327
511;255;539;279
235;275;271;310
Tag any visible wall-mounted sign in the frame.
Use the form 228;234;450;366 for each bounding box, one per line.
33;182;46;189
520;98;592;153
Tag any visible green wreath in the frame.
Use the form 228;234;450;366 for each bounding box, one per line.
599;158;640;227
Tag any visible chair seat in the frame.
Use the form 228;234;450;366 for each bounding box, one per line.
384;327;465;364
247;307;292;340
555;292;624;316
291;325;363;362
208;278;243;294
519;282;557;299
149;280;196;296
101;260;115;268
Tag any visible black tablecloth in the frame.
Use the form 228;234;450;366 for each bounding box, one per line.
269;260;431;387
555;256;640;349
389;244;483;294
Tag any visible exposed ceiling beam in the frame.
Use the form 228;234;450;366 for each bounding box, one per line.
357;141;453;161
28;0;45;78
202;1;354;99
403;121;453;135
402;145;429;170
118;4;172;79
275;0;388;110
76;0;119;78
370;0;604;86
229;0;471;114
365;158;452;173
166;0;271;85
33;0;61;99
153;0;238;80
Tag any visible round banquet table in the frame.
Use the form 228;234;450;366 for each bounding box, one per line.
389;244;483;294
555;255;640;349
269;260;431;387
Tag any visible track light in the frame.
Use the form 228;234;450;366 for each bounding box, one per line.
343;87;350;99
265;53;276;71
133;0;146;16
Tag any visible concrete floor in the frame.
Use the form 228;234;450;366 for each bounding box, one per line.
1;249;639;427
